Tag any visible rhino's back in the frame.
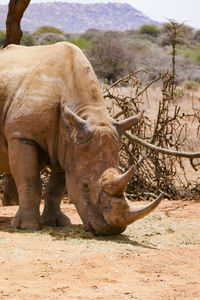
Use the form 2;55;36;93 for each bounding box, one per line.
0;43;73;105
0;43;75;145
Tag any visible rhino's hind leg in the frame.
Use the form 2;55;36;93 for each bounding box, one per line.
42;171;71;227
8;139;42;230
2;174;19;206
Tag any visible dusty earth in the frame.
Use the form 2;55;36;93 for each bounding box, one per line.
0;87;200;299
0;198;200;300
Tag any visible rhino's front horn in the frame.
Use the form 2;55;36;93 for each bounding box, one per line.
101;166;134;195
124;192;164;225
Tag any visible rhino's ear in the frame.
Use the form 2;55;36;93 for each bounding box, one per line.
63;106;87;129
115;111;143;135
63;106;92;144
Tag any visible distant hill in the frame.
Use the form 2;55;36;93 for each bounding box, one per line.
0;2;160;33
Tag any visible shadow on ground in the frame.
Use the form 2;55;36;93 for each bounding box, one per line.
0;216;158;250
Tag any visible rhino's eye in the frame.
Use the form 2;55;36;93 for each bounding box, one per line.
82;183;90;193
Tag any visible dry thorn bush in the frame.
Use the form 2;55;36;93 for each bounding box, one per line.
103;70;200;200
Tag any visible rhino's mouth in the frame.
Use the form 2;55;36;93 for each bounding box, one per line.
84;217;127;236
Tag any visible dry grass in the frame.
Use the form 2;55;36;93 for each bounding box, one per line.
1;200;200;249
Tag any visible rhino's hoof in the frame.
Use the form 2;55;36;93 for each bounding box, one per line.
11;208;40;230
42;211;72;227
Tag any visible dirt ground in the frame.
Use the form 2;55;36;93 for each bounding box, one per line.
0;198;200;300
0;87;200;300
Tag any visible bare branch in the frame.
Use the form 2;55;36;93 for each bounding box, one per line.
125;132;200;160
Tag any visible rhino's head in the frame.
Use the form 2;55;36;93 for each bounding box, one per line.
61;106;163;235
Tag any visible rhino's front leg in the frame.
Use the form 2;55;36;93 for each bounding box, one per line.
42;171;71;227
8;139;42;230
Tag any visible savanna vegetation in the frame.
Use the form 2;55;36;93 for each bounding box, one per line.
1;21;200;200
1;22;200;84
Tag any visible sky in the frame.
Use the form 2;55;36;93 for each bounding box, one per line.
0;0;200;29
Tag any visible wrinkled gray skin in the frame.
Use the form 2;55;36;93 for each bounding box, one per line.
0;42;163;235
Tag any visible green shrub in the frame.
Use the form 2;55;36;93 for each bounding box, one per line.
183;80;200;90
194;30;200;42
178;48;196;60
0;30;6;47
34;32;66;45
20;33;36;46
131;37;156;47
139;24;161;37
34;26;64;35
68;37;90;49
81;29;103;41
178;44;200;63
174;87;184;98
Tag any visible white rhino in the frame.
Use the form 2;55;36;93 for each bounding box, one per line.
0;42;163;235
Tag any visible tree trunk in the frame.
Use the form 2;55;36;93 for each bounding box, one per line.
3;0;31;48
2;0;30;206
